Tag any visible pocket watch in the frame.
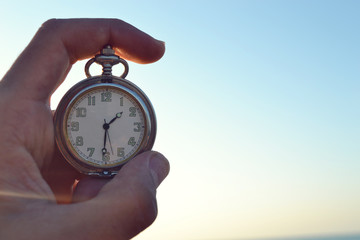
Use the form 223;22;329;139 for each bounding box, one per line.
54;45;156;177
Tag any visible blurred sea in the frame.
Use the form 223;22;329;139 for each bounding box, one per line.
202;234;360;240
231;234;360;240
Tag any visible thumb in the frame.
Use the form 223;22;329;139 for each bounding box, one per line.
72;151;170;239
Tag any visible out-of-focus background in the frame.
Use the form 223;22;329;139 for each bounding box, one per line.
0;1;359;239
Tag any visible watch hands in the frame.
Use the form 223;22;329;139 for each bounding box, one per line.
108;112;123;125
102;113;121;156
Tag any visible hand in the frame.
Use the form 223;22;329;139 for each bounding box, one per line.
109;112;123;125
0;18;169;240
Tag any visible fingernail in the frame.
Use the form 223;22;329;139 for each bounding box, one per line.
158;40;165;46
155;39;166;49
149;152;170;187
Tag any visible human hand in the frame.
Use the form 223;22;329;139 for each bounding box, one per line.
0;19;169;240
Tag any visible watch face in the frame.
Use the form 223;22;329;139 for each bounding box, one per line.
65;85;146;168
55;79;155;176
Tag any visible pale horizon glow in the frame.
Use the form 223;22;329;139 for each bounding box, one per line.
0;1;359;239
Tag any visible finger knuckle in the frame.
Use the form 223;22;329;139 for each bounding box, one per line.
41;18;60;29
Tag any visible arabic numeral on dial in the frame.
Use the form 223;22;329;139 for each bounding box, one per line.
117;147;125;157
76;107;87;117
102;153;110;162
75;136;83;146
88;96;95;106
129;107;136;117
133;122;141;132
87;147;95;157
101;91;112;102
71;121;79;131
128;137;136;146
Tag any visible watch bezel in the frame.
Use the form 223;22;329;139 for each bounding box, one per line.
54;75;156;177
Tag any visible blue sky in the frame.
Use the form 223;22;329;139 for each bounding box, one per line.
0;1;359;239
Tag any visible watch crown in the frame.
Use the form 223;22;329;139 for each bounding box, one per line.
84;45;129;79
101;45;115;56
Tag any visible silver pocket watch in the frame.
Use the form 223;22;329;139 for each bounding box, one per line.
54;45;156;177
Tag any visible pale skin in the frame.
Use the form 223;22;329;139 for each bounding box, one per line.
0;19;170;240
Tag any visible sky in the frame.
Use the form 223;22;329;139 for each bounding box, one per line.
0;1;359;239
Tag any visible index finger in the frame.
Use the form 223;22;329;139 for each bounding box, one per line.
1;18;165;102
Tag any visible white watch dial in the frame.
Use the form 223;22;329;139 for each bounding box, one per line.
65;86;146;168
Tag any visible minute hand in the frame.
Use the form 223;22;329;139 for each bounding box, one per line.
102;119;109;155
108;112;123;125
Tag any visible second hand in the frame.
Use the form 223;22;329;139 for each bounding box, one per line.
107;129;114;155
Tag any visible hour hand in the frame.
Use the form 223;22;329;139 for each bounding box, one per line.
108;112;123;125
